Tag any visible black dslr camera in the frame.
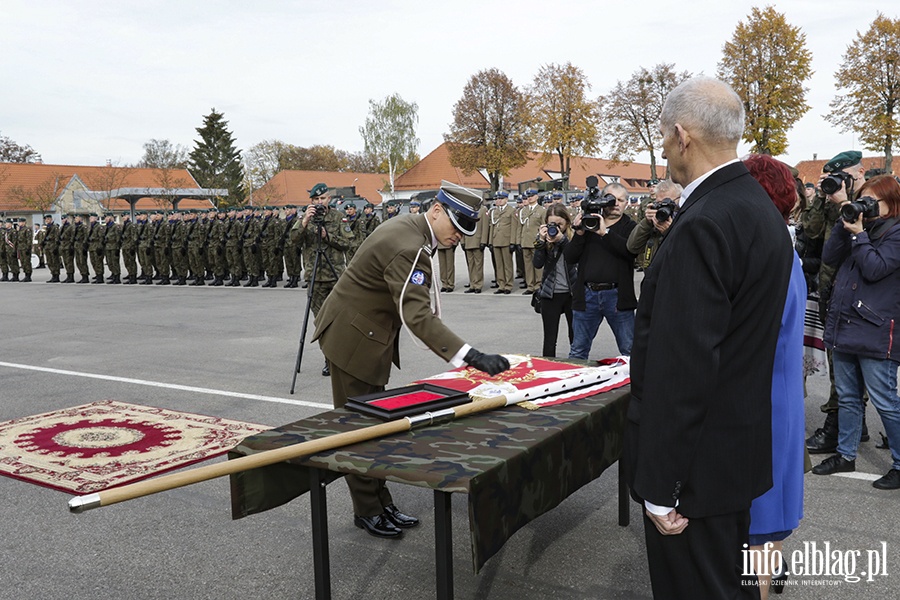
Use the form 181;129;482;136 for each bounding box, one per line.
579;176;617;231
820;171;854;195
840;195;880;223
649;198;677;223
311;203;327;224
547;223;559;238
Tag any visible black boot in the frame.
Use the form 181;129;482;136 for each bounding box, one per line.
11;273;19;282
807;412;839;454
244;276;259;287
211;277;223;287
109;275;121;284
322;361;330;377
91;275;103;284
47;274;60;283
22;274;32;282
64;273;75;283
193;277;205;286
157;276;171;285
0;274;8;282
173;276;186;286
140;276;153;285
77;275;89;284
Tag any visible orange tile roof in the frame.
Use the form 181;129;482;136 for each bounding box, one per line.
0;162;199;212
105;197;214;211
253;170;390;206
794;156;892;185
393;142;662;194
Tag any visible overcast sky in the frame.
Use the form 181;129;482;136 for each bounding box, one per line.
0;0;892;171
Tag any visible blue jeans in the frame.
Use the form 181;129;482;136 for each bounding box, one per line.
568;287;634;359
833;351;900;469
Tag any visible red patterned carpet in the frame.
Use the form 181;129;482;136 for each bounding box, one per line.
0;401;269;494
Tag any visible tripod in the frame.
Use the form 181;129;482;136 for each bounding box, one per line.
290;217;338;394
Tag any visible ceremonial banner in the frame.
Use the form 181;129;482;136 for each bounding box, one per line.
0;401;268;494
416;355;630;406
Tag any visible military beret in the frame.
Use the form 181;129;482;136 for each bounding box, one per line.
309;183;329;198
18;217;27;222
344;203;357;211
824;150;862;173
364;202;374;209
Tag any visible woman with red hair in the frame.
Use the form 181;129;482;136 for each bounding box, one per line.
743;154;806;597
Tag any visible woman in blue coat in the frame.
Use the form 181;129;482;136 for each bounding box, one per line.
813;174;900;491
744;154;806;597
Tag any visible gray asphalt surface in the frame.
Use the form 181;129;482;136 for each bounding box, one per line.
1;254;898;599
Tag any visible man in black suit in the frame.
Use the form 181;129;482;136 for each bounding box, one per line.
623;77;792;598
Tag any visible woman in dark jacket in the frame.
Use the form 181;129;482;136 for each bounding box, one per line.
813;175;900;490
533;204;578;357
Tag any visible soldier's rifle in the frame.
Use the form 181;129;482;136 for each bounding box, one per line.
67;362;626;513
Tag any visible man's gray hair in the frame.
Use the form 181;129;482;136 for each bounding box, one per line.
602;182;628;197
655;179;684;200
660;76;745;145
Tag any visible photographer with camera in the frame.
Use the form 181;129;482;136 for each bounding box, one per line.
626;179;683;269
811;174;900;491
533;204;577;358
806;151;871;454
564;180;637;358
291;183;352;375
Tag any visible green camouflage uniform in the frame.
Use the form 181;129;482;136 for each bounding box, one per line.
154;218;173;280
86;220;105;279
58;220;75;278
103;220;122;278
282;212;302;280
73;220;89;279
225;216;245;281
42;222;61;277
120;219;138;279
292;207;351;314
170;219;190;280
241;215;263;279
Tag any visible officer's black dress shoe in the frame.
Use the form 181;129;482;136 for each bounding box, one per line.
464;288;477;294
384;504;419;528
811;454;855;475
502;289;511;294
354;513;403;538
873;468;900;490
490;283;499;288
493;289;505;294
322;362;330;377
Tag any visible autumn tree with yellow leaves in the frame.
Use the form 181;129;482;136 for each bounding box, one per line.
826;13;900;174
445;68;530;193
527;62;600;181
718;6;813;155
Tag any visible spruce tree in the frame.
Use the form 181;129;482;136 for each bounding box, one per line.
188;108;245;206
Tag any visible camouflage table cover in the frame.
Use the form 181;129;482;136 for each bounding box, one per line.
229;386;629;572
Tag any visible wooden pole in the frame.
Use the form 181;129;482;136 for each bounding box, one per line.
68;364;623;513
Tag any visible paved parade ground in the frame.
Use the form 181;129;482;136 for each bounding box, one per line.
1;257;899;599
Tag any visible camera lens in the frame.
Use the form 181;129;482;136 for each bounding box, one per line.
547;224;559;238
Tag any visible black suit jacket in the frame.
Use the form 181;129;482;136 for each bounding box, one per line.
624;161;792;517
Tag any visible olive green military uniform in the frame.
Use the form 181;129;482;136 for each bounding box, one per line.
344;213;366;263
136;216;154;280
313;213;466;516
462;206;489;291
86;220;105;281
292;206;351;314
437;244;456;291
257;213;279;285
517;202;546;293
0;223;11;279
488;202;515;292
